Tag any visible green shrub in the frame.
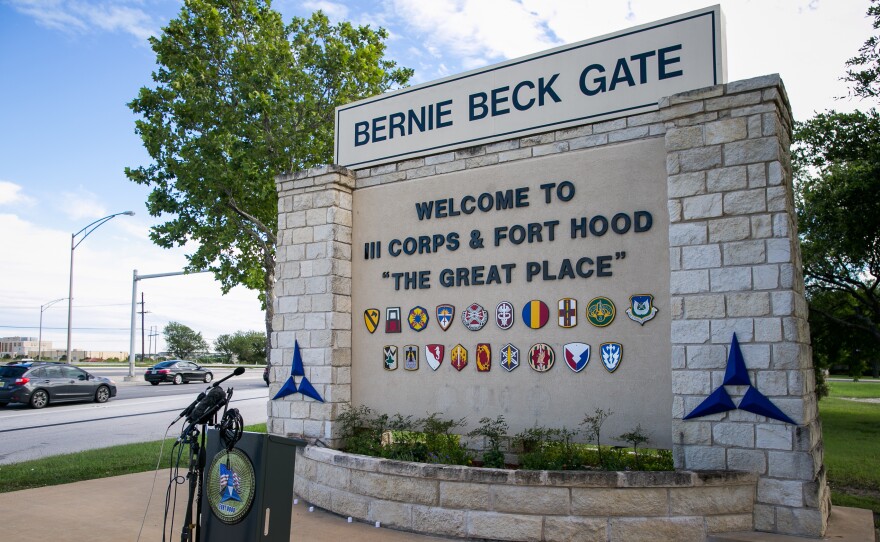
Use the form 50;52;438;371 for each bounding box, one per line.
468;415;508;468
336;405;671;472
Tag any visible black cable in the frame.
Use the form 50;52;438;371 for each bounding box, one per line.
218;408;244;451
163;440;187;542
136;422;175;542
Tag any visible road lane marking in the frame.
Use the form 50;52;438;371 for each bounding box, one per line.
0;397;265;433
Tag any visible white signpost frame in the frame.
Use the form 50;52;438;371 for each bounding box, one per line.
335;5;726;169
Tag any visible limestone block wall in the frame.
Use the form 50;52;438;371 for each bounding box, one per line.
271;167;355;447
660;75;829;537
294;446;757;542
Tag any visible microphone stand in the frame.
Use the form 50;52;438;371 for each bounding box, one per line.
180;387;234;542
180;423;201;542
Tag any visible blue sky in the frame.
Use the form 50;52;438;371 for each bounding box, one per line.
0;0;872;354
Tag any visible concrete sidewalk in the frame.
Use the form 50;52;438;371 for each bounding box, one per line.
2;470;873;541
0;470;453;542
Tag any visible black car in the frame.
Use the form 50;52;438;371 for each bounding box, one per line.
0;363;117;409
144;360;213;385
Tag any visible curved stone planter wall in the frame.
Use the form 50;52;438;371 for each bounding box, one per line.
294;446;757;542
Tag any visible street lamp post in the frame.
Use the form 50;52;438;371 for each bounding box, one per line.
66;211;135;363
39;298;67;360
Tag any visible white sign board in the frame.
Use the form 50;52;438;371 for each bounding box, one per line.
335;5;726;169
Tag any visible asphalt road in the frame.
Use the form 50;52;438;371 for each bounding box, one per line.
0;367;270;465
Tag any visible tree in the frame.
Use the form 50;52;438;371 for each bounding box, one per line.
126;0;412;349
808;290;876;381
214;333;235;363
793;2;880;382
163;322;208;359
844;0;880;99
794;109;880;352
214;330;266;364
794;120;880;377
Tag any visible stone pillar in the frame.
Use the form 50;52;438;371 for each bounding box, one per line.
663;75;829;537
270;165;354;447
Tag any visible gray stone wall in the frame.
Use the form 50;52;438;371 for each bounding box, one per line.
294;446;757;542
660;76;828;537
272;167;355;447
271;74;826;537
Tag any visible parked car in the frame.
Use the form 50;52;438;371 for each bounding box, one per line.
263;364;270;386
0;362;117;409
144;360;213;385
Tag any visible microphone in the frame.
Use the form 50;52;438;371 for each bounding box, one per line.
211;366;245;388
173;391;206;424
186;386;227;426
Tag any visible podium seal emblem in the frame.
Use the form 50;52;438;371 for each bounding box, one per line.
206;448;256;525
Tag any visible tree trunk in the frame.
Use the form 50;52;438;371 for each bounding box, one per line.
263;248;275;365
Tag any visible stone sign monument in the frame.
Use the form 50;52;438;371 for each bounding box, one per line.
269;5;828;539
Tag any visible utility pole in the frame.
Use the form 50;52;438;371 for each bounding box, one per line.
137;293;150;364
149;325;159;358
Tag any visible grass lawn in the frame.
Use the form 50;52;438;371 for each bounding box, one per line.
820;381;880;530
827;380;880;399
0;423;266;493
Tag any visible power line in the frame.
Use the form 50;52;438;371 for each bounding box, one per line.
0;303;130;310
0;325;131;331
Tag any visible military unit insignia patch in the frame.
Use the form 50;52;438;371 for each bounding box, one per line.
364;308;380;334
425;344;444;370
500;343;519;372
385;307;401;333
368;296;630;375
625;294;658;325
522;299;550;329
528;343;555;372
587;297;616;327
383;345;398;371
462;303;489;331
558;298;577;328
404;345;419;370
563;343;590;373
600;342;623;372
451;344;468;371
436;304;455;331
408;306;429;331
495;301;514;329
476;343;491;372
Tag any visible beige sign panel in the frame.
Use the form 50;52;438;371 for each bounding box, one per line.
336;5;726;169
352;138;672;445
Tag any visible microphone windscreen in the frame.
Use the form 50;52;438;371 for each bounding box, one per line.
187;386;226;424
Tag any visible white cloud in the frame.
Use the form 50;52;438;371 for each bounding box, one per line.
386;0;873;120
390;0;560;69
0;181;36;207
0;211;264;354
7;0;158;41
57;186;109;222
302;0;350;21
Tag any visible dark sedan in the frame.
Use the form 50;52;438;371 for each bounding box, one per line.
0;363;117;409
144;360;213;385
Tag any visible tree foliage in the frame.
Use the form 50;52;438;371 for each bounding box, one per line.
163;322;208;359
214;330;266;363
808;290;876;381
794;1;880;379
794;111;880;376
794;111;880;327
844;0;880;99
126;0;411;343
